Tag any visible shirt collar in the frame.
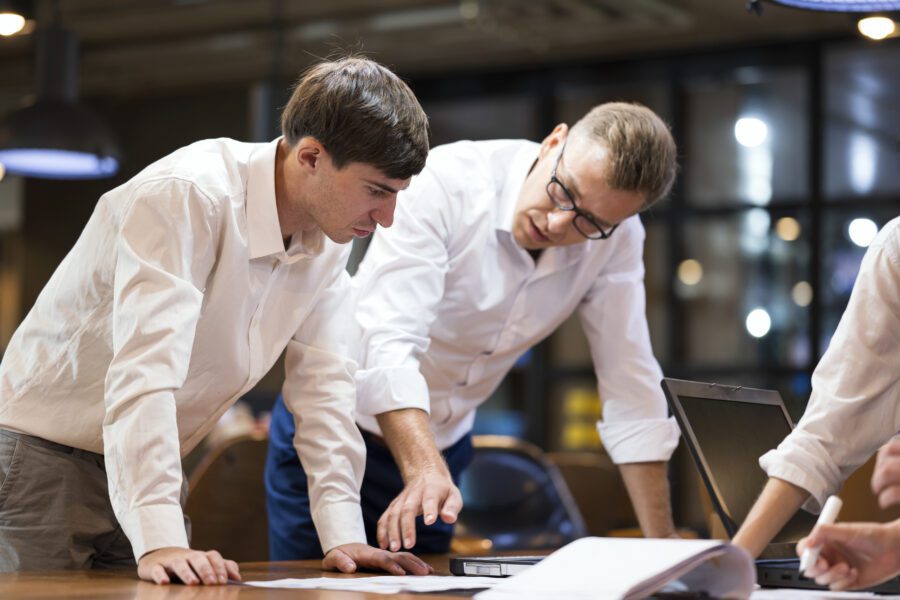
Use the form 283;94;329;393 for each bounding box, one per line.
496;141;540;233
246;138;325;263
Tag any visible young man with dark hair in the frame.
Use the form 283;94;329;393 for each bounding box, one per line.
0;56;431;583
266;102;682;558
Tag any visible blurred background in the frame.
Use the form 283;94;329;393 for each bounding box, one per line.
0;0;898;543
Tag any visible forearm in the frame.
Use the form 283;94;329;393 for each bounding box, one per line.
375;408;462;549
103;391;189;559
733;477;809;557
376;408;448;482
618;461;676;538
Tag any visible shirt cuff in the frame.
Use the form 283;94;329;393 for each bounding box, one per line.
355;366;430;417
120;504;190;561
313;500;368;554
596;417;680;464
759;448;834;514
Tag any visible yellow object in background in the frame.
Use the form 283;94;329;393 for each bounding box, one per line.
560;387;603;451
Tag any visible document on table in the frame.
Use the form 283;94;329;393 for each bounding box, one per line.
751;589;891;599
244;575;500;594
475;537;755;600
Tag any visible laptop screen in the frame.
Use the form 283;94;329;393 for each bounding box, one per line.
663;380;817;543
678;395;793;532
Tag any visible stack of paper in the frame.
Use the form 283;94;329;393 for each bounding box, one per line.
475;537;755;600
245;574;500;594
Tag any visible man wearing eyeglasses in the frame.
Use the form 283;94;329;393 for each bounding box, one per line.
266;102;681;558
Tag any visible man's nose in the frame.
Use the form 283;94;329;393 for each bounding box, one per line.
546;208;575;234
373;196;397;229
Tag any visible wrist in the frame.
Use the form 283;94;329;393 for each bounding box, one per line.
401;458;450;482
641;521;676;539
139;546;184;562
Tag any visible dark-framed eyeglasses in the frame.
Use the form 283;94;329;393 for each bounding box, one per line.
546;141;618;240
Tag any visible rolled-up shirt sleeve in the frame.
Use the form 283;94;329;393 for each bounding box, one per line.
579;218;679;464
103;179;218;560
283;259;367;554
760;221;900;513
354;169;451;418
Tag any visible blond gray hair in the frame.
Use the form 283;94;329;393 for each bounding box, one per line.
570;102;677;208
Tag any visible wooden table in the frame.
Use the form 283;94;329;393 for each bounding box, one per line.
0;556;480;599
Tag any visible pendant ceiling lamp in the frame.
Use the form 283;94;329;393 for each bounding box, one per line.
0;0;31;37
766;0;900;10
0;21;120;179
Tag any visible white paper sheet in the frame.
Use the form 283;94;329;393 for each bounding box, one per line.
751;588;894;599
474;537;755;600
244;574;500;593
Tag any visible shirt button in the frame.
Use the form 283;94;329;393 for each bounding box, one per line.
481;350;493;357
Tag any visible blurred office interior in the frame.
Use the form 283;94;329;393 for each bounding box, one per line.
0;0;897;539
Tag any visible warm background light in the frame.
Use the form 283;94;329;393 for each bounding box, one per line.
775;217;801;241
792;281;813;307
677;259;704;286
858;16;896;40
0;12;25;36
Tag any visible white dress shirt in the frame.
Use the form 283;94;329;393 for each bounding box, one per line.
0;138;366;559
353;139;679;464
760;215;900;513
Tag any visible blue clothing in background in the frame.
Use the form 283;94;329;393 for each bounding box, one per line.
265;395;473;559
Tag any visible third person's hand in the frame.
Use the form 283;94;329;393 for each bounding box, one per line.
377;468;462;551
798;520;900;590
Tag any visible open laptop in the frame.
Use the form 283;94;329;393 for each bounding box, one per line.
662;377;900;593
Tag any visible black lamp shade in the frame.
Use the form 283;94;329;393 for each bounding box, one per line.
0;25;121;179
0;99;120;179
769;0;900;10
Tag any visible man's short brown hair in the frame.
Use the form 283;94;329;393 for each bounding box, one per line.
281;57;429;180
570;102;677;208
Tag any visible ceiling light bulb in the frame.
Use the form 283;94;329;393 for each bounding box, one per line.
0;12;25;36
858;16;895;39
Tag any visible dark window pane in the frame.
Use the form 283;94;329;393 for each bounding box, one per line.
684;68;809;207
678;211;812;368
556;83;671;125
820;208;899;354
422;96;539;145
644;218;670;366
824;42;900;201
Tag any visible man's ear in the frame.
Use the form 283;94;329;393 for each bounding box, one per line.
294;137;324;171
538;123;569;159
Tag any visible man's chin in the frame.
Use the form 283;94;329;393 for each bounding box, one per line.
512;227;540;250
323;230;355;244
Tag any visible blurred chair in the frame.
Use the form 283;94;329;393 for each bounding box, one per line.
547;450;638;536
453;435;587;553
837;451;900;523
184;431;269;562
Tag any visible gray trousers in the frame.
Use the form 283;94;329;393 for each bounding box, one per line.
0;429;190;572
